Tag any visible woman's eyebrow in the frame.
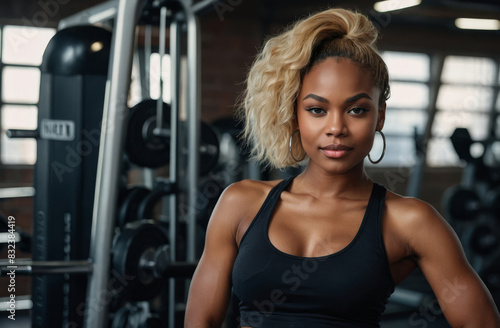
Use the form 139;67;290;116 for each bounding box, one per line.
303;93;329;103
302;92;372;104
345;92;372;103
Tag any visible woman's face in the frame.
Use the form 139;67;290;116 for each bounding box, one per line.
296;57;385;174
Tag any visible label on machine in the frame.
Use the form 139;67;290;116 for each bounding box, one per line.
40;119;75;141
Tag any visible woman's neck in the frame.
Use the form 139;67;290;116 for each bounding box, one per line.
292;162;372;200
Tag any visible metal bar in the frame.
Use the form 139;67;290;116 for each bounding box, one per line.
487;60;500;139
84;0;146;328
406;54;445;197
0;187;35;199
0;260;91;276
58;0;119;29
422;54;445;151
5;129;39;139
144;24;152;98
185;4;202;263
156;7;168;134
192;0;219;14
168;11;182;328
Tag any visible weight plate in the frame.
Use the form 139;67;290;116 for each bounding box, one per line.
112;220;169;301
486;188;500;218
118;187;151;229
125;99;171;168
200;122;220;176
442;186;480;221
137;181;176;220
470;224;499;255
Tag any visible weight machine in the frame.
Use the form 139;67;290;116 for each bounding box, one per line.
1;0;238;327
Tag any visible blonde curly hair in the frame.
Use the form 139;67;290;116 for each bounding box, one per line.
237;8;390;169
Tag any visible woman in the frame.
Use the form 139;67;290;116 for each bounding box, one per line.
184;8;500;328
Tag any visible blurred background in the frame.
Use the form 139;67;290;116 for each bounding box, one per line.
0;0;499;327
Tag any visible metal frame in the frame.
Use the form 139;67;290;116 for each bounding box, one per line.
84;1;146;327
168;11;182;328
58;0;119;29
81;1;217;327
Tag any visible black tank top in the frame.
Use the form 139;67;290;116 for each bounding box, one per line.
232;176;395;328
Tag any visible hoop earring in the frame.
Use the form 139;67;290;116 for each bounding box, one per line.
289;129;305;162
368;130;386;164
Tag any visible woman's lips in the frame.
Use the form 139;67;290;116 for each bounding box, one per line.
320;144;353;159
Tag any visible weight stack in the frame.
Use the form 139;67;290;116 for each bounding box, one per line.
31;25;111;328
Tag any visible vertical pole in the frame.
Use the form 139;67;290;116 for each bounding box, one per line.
406;54;444;197
84;1;145;328
487;60;499;139
185;6;201;263
168;11;182;328
144;24;152;98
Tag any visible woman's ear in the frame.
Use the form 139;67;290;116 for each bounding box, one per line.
376;102;386;131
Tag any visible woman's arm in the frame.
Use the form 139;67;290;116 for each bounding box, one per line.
184;183;245;328
404;199;500;327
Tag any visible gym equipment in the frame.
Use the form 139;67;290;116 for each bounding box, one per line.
485;188;500;218
468;224;499;255
137;180;176;221
112;220;169;301
117;180;177;230
118;186;152;229
7;0;224;327
112;220;197;301
125;99;220;174
442;186;481;221
198;121;220;175
125;100;171;168
5;25;112;328
0;260;91;276
450;128;475;162
443;127;500;286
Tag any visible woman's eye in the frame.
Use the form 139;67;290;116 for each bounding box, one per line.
306;107;326;115
348;107;368;115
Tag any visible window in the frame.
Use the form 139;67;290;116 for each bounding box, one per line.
0;25;55;165
373;52;498;168
428;56;497;166
366;51;430;167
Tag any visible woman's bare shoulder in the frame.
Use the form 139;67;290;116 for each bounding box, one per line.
223;178;280;198
384;189;443;226
213;179;283;223
383;189;455;252
215;178;283;242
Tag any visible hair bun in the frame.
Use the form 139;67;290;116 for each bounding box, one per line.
307;8;378;47
342;11;378;47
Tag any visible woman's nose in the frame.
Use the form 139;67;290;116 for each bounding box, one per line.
324;112;348;137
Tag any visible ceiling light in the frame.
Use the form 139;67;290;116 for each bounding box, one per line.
455;18;500;30
374;0;422;12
